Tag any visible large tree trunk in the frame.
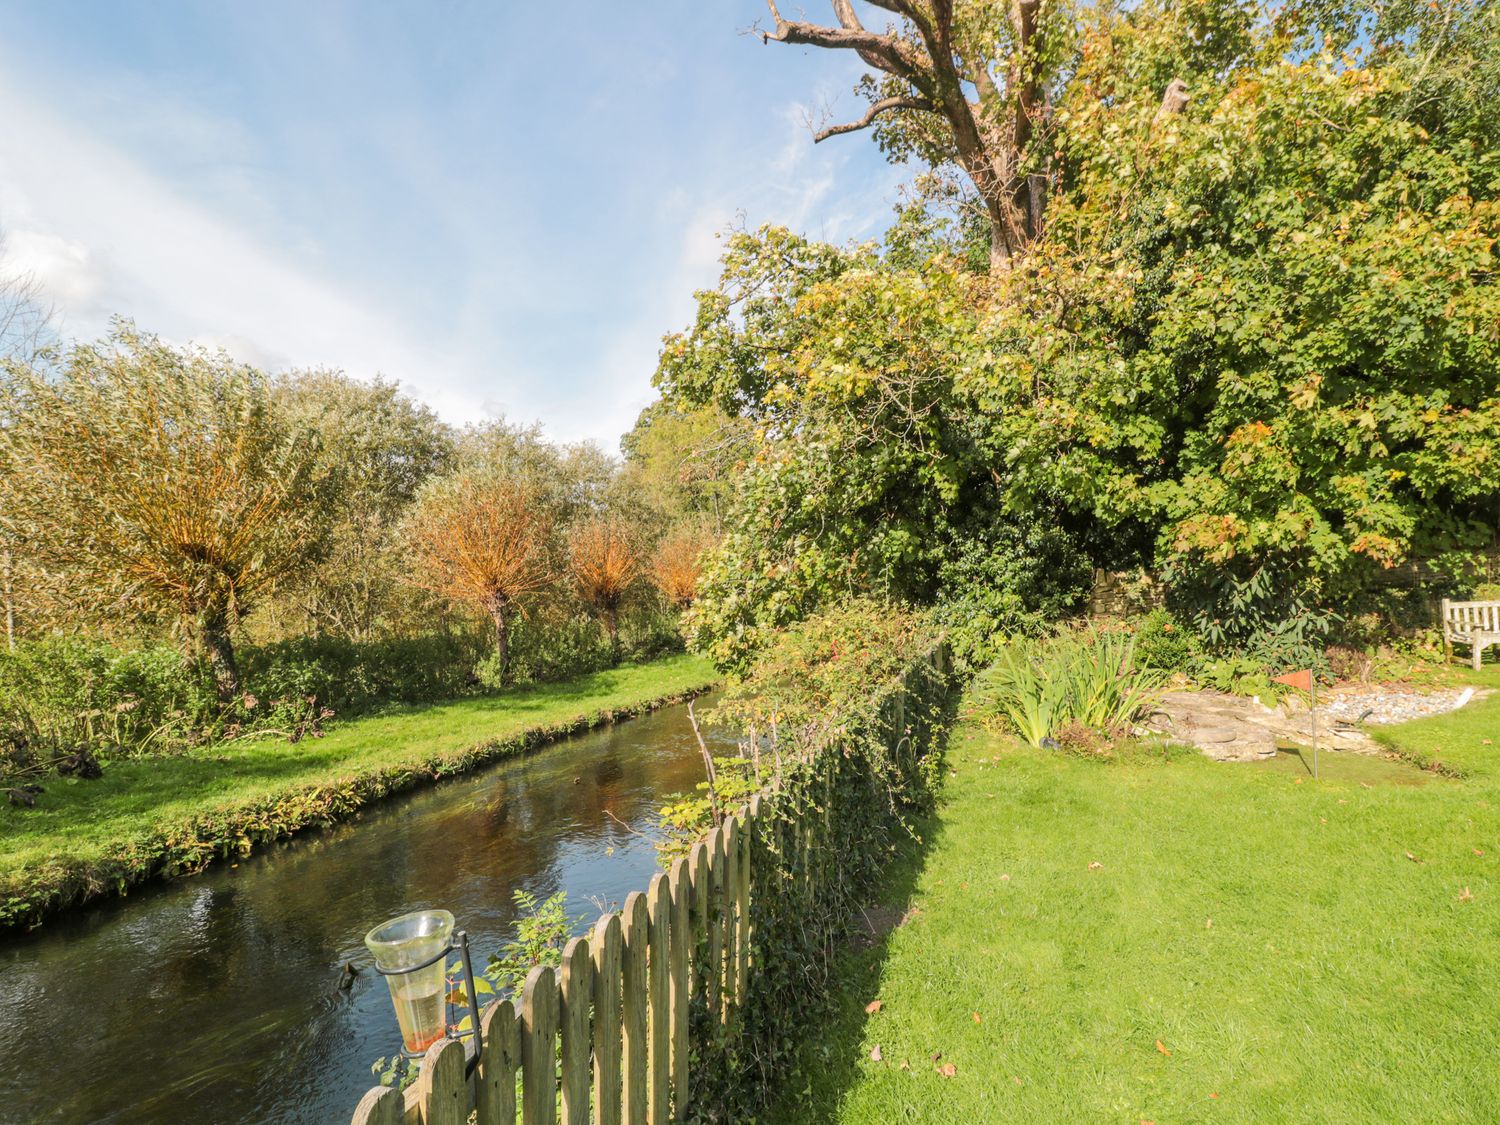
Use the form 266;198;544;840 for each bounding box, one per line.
490;597;511;686
604;602;621;665
200;613;240;704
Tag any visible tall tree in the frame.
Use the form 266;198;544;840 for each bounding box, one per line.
569;516;640;656
268;371;455;641
0;324;330;700
759;0;1065;271
650;525;714;610
404;467;556;684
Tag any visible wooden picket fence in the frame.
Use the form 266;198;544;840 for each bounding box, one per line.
351;798;758;1125
349;649;948;1125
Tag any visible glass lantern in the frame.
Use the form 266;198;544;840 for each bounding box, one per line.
364;908;469;1055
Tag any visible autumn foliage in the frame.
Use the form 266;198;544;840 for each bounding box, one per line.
569;517;640;650
405;470;555;683
0;325;329;700
651;527;713;609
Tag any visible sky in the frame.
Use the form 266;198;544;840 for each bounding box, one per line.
0;1;907;449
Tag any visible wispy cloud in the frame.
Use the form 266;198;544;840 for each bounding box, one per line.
0;8;908;449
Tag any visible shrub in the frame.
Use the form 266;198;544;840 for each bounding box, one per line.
1130;609;1200;673
0;637;214;759
1325;645;1375;684
971;630;1169;749
241;633;487;717
1194;656;1285;700
713;597;940;738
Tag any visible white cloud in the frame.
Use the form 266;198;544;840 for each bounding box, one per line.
0;66;500;427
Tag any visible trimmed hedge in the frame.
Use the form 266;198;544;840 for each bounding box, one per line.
0;681;713;933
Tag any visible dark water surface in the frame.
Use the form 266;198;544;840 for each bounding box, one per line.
0;699;728;1125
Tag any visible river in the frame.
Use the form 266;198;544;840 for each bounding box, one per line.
0;697;729;1124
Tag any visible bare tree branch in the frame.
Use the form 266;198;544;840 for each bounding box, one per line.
762;0;923;79
759;1;1057;271
814;94;937;141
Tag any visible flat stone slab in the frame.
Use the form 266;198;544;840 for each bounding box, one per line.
1143;685;1484;761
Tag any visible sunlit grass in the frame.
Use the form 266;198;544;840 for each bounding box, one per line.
783;667;1500;1123
0;654;715;879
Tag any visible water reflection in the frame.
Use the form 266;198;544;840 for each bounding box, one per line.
0;697;729;1125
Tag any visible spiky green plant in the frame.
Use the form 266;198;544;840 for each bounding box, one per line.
973;631;1170;748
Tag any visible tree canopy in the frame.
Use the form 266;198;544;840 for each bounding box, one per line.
0;324;332;698
656;0;1500;669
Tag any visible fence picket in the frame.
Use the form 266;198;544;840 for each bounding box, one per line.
705;827;725;1019
721;817;739;1020
667;856;690;1119
351;1085;403;1125
420;1038;469;1125
560;937;594;1125
592;913;624;1125
476;999;520;1125
741;797;760;1000
621;892;649;1124
521;965;558;1125
688;841;710;1021
646;874;670;1125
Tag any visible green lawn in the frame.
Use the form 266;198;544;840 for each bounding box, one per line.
784;667;1500;1123
0;654;714;882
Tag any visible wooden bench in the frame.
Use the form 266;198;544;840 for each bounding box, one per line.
1442;599;1500;671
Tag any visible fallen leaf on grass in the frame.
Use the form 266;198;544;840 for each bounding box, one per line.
1210;1093;1219;1099
1156;1040;1172;1057
1088;861;1103;871
865;999;883;1014
1205;918;1213;929
899;1059;910;1071
1406;852;1423;864
870;1044;883;1062
1012;1076;1023;1086
936;1063;957;1078
1000;873;1011;882
1474;848;1485;856
1459;887;1473;902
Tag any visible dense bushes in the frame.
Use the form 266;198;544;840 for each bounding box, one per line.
0;638;214;760
239;632;489;718
2;616;685;776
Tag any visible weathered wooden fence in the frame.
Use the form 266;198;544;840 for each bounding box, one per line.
350;650;948;1125
351;797;757;1125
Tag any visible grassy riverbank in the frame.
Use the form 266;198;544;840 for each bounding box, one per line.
0;654;715;931
784;667;1500;1122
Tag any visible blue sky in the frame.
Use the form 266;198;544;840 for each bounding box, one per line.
0;2;906;448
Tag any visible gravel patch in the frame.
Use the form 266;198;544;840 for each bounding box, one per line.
1319;687;1477;725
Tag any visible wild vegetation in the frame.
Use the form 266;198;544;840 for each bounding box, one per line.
0;325;720;804
650;0;1498;676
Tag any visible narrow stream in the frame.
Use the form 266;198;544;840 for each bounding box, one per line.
0;698;730;1125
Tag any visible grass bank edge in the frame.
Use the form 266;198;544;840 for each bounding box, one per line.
0;656;718;934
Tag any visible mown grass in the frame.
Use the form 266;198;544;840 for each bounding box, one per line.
0;654;714;882
782;666;1500;1123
